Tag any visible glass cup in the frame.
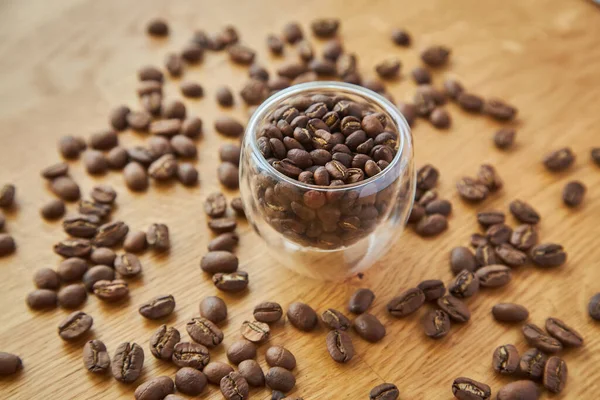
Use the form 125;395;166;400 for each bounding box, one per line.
240;82;415;281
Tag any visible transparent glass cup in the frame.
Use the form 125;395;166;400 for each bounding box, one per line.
239;82;415;281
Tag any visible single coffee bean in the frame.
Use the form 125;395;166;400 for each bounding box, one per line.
82;265;115;291
412;66;431;84
208;232;239;252
57;257;88;282
321;308;351;330
475;244;499;267
265;367;295;392
353;313;386;342
530;243;566;267
90;185;117;205
495;244;527;267
497;380;540;400
124;162;149;191
476;264;512;288
127;110;153;131
265;346;296;370
181;116;203;139
123;231;147;253
477;210;505;227
63;214;100;238
237;360;264;387
519;348;548;380
218;162;240;189
254;302;283;323
457;92;484;112
172;342;209;369
170;135;197;158
442;79;464;100
58;135;86;159
545;317;583;347
164;53;183;77
509;224;537;251
451;377;491;400
456;177;488;202
213;271;249;292
201;251;238;274
421;45;450;67
449;270;480;298
208;217;237;234
215;116;244;137
90;248;116;267
219;143;241;165
492;303;529;323
326;329;354;363
311;18;339;37
437;295;470;322
369;383;399;400
180;80;204;98
200;296;227;324
141;92;162;116
543;147;575;171
375;58;401;79
50;176;81;201
89;130;118;151
187;317;224;347
424;199;452;216
418;280;446;301
421;309;450;339
348;288;375;314
147;18;168;36
266;34;284;55
522;323;563;353
33;268;60;290
543;356;567;394
221;371;249;400
41;199;66;220
282;22;303;43
494;128;516;150
296;40;314;62
204;361;235;385
93;221;128;247
57;284;88;309
78;200;111;219
204;192;227;218
114;253;142;277
415;214;448;236
150;324;180;360
147;223;170;251
107;147;129;169
177;163;198;186
227;340;257;365
134;376;175;400
287;302;318;331
139;295;176;320
148;154;177;180
493;344;519;375
54;238;91;259
241;320;270;343
477;164;503;192
109;105;130;131
112;342;144;383
128;146;155;166
430;107;451;129
58;311;93;341
41;162;69;179
27;289;58;310
562;181;586;207
387;288;425;317
83;339;110;373
162;100;186;120
215;86;234;107
397;102;416;126
93;279;129;302
484;98;517;121
418;189;438;207
231;198;245;217
486;224;512;246
175;367;207;396
450;247;476;275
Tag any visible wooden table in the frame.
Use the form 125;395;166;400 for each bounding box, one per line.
1;0;599;398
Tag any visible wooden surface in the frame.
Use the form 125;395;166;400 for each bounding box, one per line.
1;0;600;398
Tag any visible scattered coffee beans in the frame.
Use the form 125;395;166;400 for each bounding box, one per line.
522;323;563;353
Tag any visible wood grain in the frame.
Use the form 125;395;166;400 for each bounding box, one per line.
1;0;600;398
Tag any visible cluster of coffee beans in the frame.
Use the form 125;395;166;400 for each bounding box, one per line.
542;146;592;208
408;164;453;236
0;184;16;257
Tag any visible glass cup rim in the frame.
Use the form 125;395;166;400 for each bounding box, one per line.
246;81;411;192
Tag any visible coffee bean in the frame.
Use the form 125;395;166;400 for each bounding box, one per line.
232;360;263;388
88;185;116;206
146;223;170;251
137;80;162;97
477;210;505;227
492;303;529;323
56;257;87;282
89;130;118;152
208;217;237;234
218;144;241;167
54;238;91;259
375;58;401;79
421;309;451;339
107;147;129;169
214;116;244;138
451;377;491;400
542;356;568;394
449;270;480;297
421;45;450;67
475;244;499;266
78;200;111;219
83;339;110;373
497;380;540;400
369;383;399;400
457;92;484;113
124;162;149;191
519;348;548;380
249;63;269;81
180;117;203;139
240;78;269;105
170;135;197;158
147;18;168;36
437;295;470;322
476;264;512;288
456;177;488;202
127;110;153;131
477;164;503;192
41;162;68;180
387;288;425;317
204;362;235;385
201;251;238;274
494;244;526;267
530;243;566;267
266;34;284;55
213;87;234;108
253;302;283;323
319;308;349;330
204;192;227;218
323;39;344;61
140;91;161;115
181;42;204;63
82;265;115;291
162;100;186;120
186;317;224;347
41;199;66;220
241;320;270;343
424;199;452;216
265;346;296;370
543;147;575;171
220;371;249;400
27;289;58;310
450;247;476;275
545;317;583;347
353;313;386;342
173;367;207;396
417;189;438;207
287;302;318;331
397;102;416;126
311;18;339;37
58;135;86;159
172;342;210;370
522;323;563;353
179;81;204;99
417;280;446;301
177;163;198;186
162;53;184;77
494;128;516;150
430;108;451;129
114;253;142;277
483;98;517;121
326;329;354;363
50;176;81;201
134;376;175;400
265;367;295;392
63;214;100;238
296;40;314;62
93;221;128;247
415;214;448;236
414;89;437;117
486;224;512;246
139;295;175;320
227;340;257;365
213;271;248;292
493;344;519;375
58;311;93;340
90;247;116;267
123;231;147;253
562;181;586;207
509;224;537;251
208;232;239;252
149;120;181;138
411;67;431;84
112;342;144;383
348;288;375;314
93;279;129;302
218;162;240;189
149;324;180;360
33;268;60;290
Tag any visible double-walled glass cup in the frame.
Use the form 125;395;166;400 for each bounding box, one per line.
240;82;415;280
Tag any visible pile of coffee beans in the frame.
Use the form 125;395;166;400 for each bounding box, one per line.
408;164;453;236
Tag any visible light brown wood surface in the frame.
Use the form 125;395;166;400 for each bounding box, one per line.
1;0;600;398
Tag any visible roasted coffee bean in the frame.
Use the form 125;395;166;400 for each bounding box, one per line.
424;199;452;216
78;200;111;219
208;232;239;252
562;181;586;207
147;18;168;36
492;303;529;323
220;371;249;400
240;78;269;105
418;280;446;301
201;251;239;275
218;162;240;189
277;61;309;79
475;244;499;266
112;342;144;383
172;342;209;369
437;295;470;322
287;302;318;331
181;116;202;139
387;288;425;317
443;78;464;99
181;42;204;63
415;214;448;236
476;265;511;288
109;105;130;131
397;102;416;126
450;247;476;274
134;376;175;400
522;323;563;353
124;162;149;191
204;362;235;385
54;239;92;259
139;295;175;320
421;45;450;67
175;367;207;395
107;147;129;169
497;380;540;400
530;243;566;267
311;18;339;37
241;320;270;343
208;217;237;234
33;268;60;290
494;244;526;267
123;231;148;253
164;53;183;77
204;192;227;218
249;64;269;81
326;329;354;363
93;221;128;247
348;288;375;314
127;110;152;131
416;165;439;190
58;135;86;159
484;98;517;121
93;279;129;302
50;176;81;201
519;348;548;380
150;325;180;360
309;58;337;75
227;340;257;365
510;224;537;251
375;58;401;79
254;302;283;323
63;214;100;238
592;147;600;166
27;289;58;310
162;100;186;120
486;224;512;246
89;248;115;267
213;271;249;292
89;130;118;151
141;92;162;116
493;344;519;375
90;185;116;205
231;198;245;217
412;66;431;84
430;107;451;129
171;135;197;158
296;40;314;62
195;298;227;327
265;367;295;392
150;120;181;137
282;22;303;43
477;210;505;227
57;257;88;282
215;86;235;108
236;360;264;388
114;253;142;277
451;377;491;400
265;346;296;370
177;163;198;186
219;144;241;166
58;311;93;340
267;34;284;55
146;223;170;251
323;39;343;61
494;128;516;150
449;270;479;297
82;265;115;291
83;339;110;373
477;164;503;192
41;162;69;180
41;199;66;220
369;383;399;400
543;147;575;171
180;81;204;98
417;189;438;207
457;92;484;112
187;317;224;347
456;177;488;202
352;313;385;342
543;356;567;394
545;317;583;347
421;309;450;339
321;308;350;330
362;77;385;93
